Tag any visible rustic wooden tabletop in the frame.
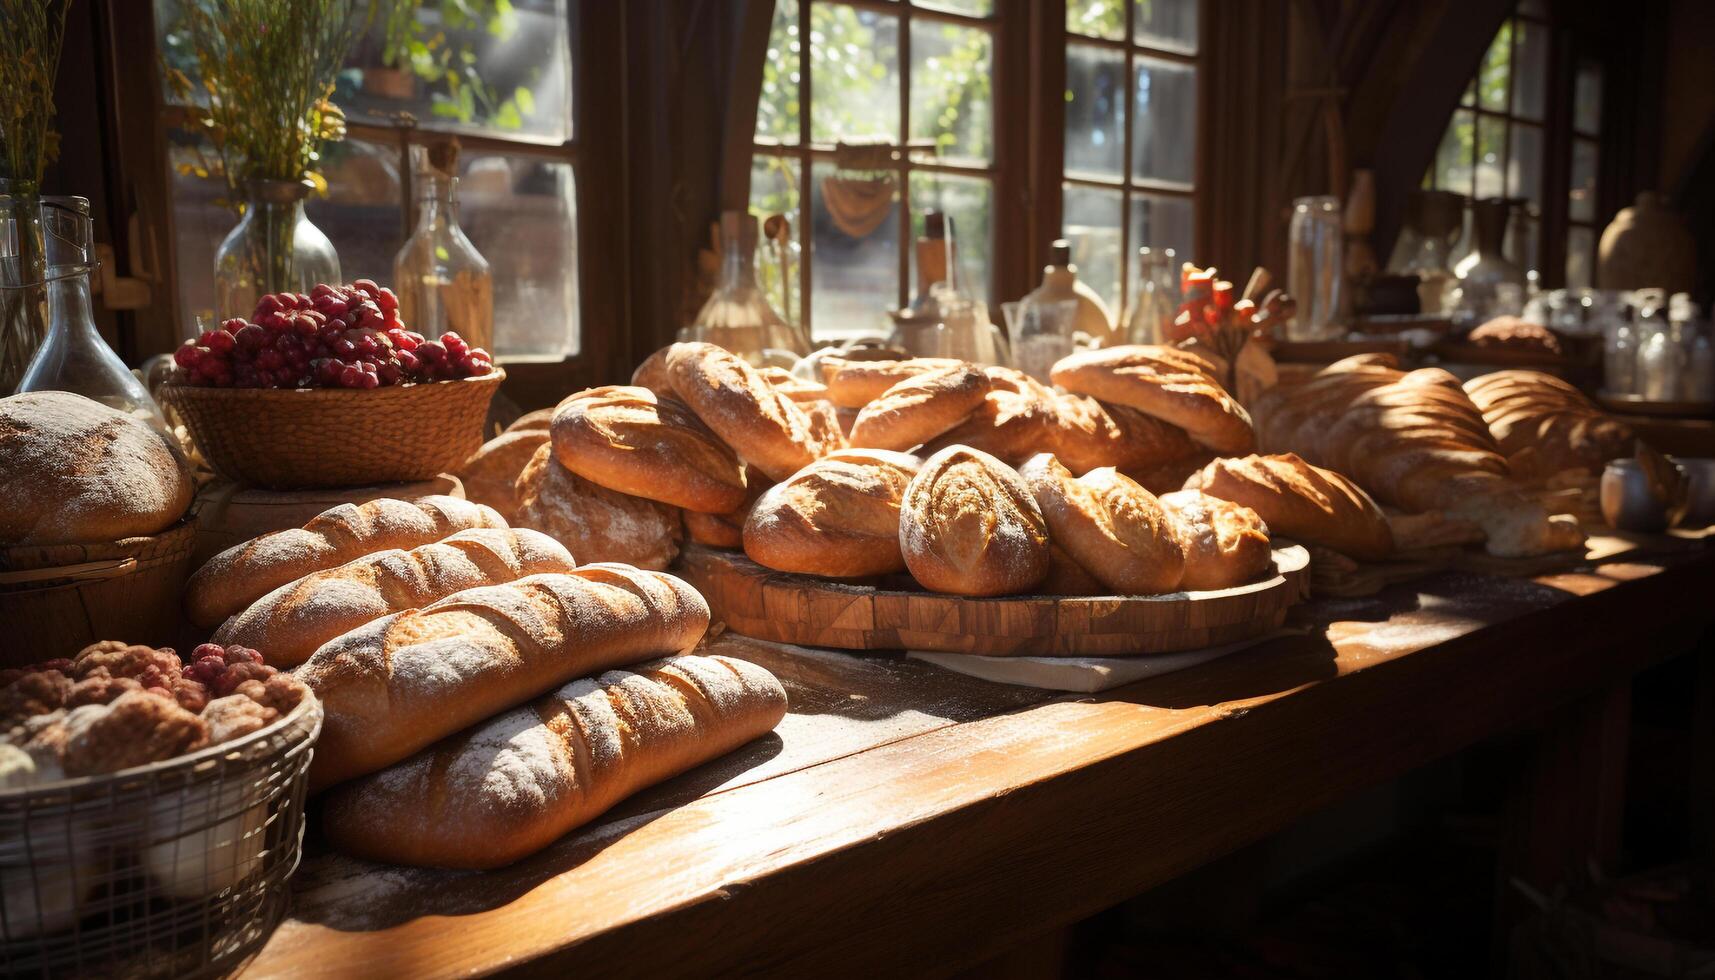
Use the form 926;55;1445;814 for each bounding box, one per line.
243;533;1715;979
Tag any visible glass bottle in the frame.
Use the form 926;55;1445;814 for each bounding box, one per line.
394;143;493;351
1637;304;1682;401
1023;239;1117;347
1452;198;1525;322
17;196;169;433
1123;246;1178;345
1604;315;1637;395
1287;195;1344;341
683;211;811;368
0;178;47;393
213;178;340;325
894;215;1010;365
907;210;949;317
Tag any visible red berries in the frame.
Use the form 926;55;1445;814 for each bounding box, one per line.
172;281;493;389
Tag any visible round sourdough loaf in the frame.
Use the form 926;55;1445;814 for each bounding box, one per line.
1185;452;1393;561
1019;453;1185;595
456;429;550;521
1051;344;1255;455
1157;488;1273;590
900;445;1049;596
0;391;191;546
743;449;921;577
550;385;747;513
848;363;989;451
514;444;681;569
667;342;831;480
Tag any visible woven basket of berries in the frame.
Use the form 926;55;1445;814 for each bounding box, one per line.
159;281;503;490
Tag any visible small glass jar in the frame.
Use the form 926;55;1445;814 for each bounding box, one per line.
1287;196;1343;341
1604;316;1637;395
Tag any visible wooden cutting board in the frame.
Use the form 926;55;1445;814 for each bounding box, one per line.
674;543;1311;657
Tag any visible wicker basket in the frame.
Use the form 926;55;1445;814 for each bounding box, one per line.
0;693;321;978
0;520;198;667
159;370;505;490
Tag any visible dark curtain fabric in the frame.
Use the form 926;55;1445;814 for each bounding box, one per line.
1197;0;1290;281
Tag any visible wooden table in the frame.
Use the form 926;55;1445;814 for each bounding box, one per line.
245;534;1715;979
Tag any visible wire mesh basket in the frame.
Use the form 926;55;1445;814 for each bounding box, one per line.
0;692;321;978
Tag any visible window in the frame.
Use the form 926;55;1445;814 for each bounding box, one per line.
1566;62;1604;289
751;0;998;341
154;1;579;359
1062;0;1198;317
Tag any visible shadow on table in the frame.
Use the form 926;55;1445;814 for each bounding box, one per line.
1099;629;1343;711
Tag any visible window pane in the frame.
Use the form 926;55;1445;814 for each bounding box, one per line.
750;154;805;327
459;155;580;357
1477;21;1511;112
1065;43;1126;179
910;21;993;163
909;172;992;304
1061;183;1125;314
1128;193;1193;266
1511;20;1547;121
809;4;901;144
1134;0;1197;53
1431;109;1475;195
810;161;901;340
1566;226;1595;291
1570;139;1600;223
1575;65;1604;136
1131;56;1195;186
1508;122;1542;206
757;0;802;144
1475;115;1506;200
1460;79;1475;107
1067;0;1125;40
916;0;993;15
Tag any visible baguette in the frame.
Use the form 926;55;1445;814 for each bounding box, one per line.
184;496;507;628
298;565;710;790
212;527;577;668
321;653;787;869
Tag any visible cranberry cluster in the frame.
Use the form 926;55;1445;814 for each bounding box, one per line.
173;279;494;389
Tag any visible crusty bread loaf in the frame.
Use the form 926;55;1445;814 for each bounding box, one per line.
550;385;748;513
743;449;921;577
0;391;192;546
184;495;506;629
1051;345;1256;455
1042;542;1106;596
1157;489;1273;590
321;653;786;869
299;565;711;790
514;444;680;570
800;397;850;456
506;408;556;434
1185;453;1393;561
630;346;677;398
1019;453;1184;595
757;365;831;403
819;355;965;408
848;364;989;451
683;464;767;549
667;342;832;480
900;445;1049;596
456;429;549;521
212;527;577;668
1049;396;1197;474
922;383;1056;465
1462;370;1635;480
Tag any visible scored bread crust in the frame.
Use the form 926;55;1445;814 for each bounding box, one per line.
1051;345;1256;455
900;445;1049;596
1462;369;1635;480
212;527;578;668
743;449;921;578
848;364;990;451
1018;454;1185;596
183;495;507;629
299;565;712;791
757;365;832;403
819;355;966;408
1049;396;1197;475
514;444;680;570
1157;488;1273;590
320;653;787;869
630;346;677;398
550;385;748;513
1185;453;1393;561
456;429;550;521
667;342;831;480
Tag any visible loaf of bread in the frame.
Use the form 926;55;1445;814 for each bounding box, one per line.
1157;489;1273;590
1467;316;1563;354
630;346;677;398
743;450;921;577
848;364;989;451
667;342;833;480
1462;370;1635;480
321;653;786;869
1019;453;1184;595
514;444;680;570
1051;345;1256;455
1049;396;1197;474
900;445;1049;596
506;408;556;434
683;464;767;549
757;365;831;403
550;385;748;513
184;495;506;629
0;391;192;546
212;527;578;668
456;429;549;521
1185;453;1393;561
819;355;964;408
299;565;711;790
1041;542;1107;596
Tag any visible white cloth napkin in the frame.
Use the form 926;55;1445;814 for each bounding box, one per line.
906;630;1299;693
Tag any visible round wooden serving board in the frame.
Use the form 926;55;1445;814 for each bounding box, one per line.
675;543;1311;657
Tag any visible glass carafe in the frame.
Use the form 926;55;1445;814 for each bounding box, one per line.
890;215;1010;365
1123;246;1179;344
394;161;493;350
1287;195;1344;341
682;211;811;368
0;179;47;393
17;196;169;433
213;178;340;324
